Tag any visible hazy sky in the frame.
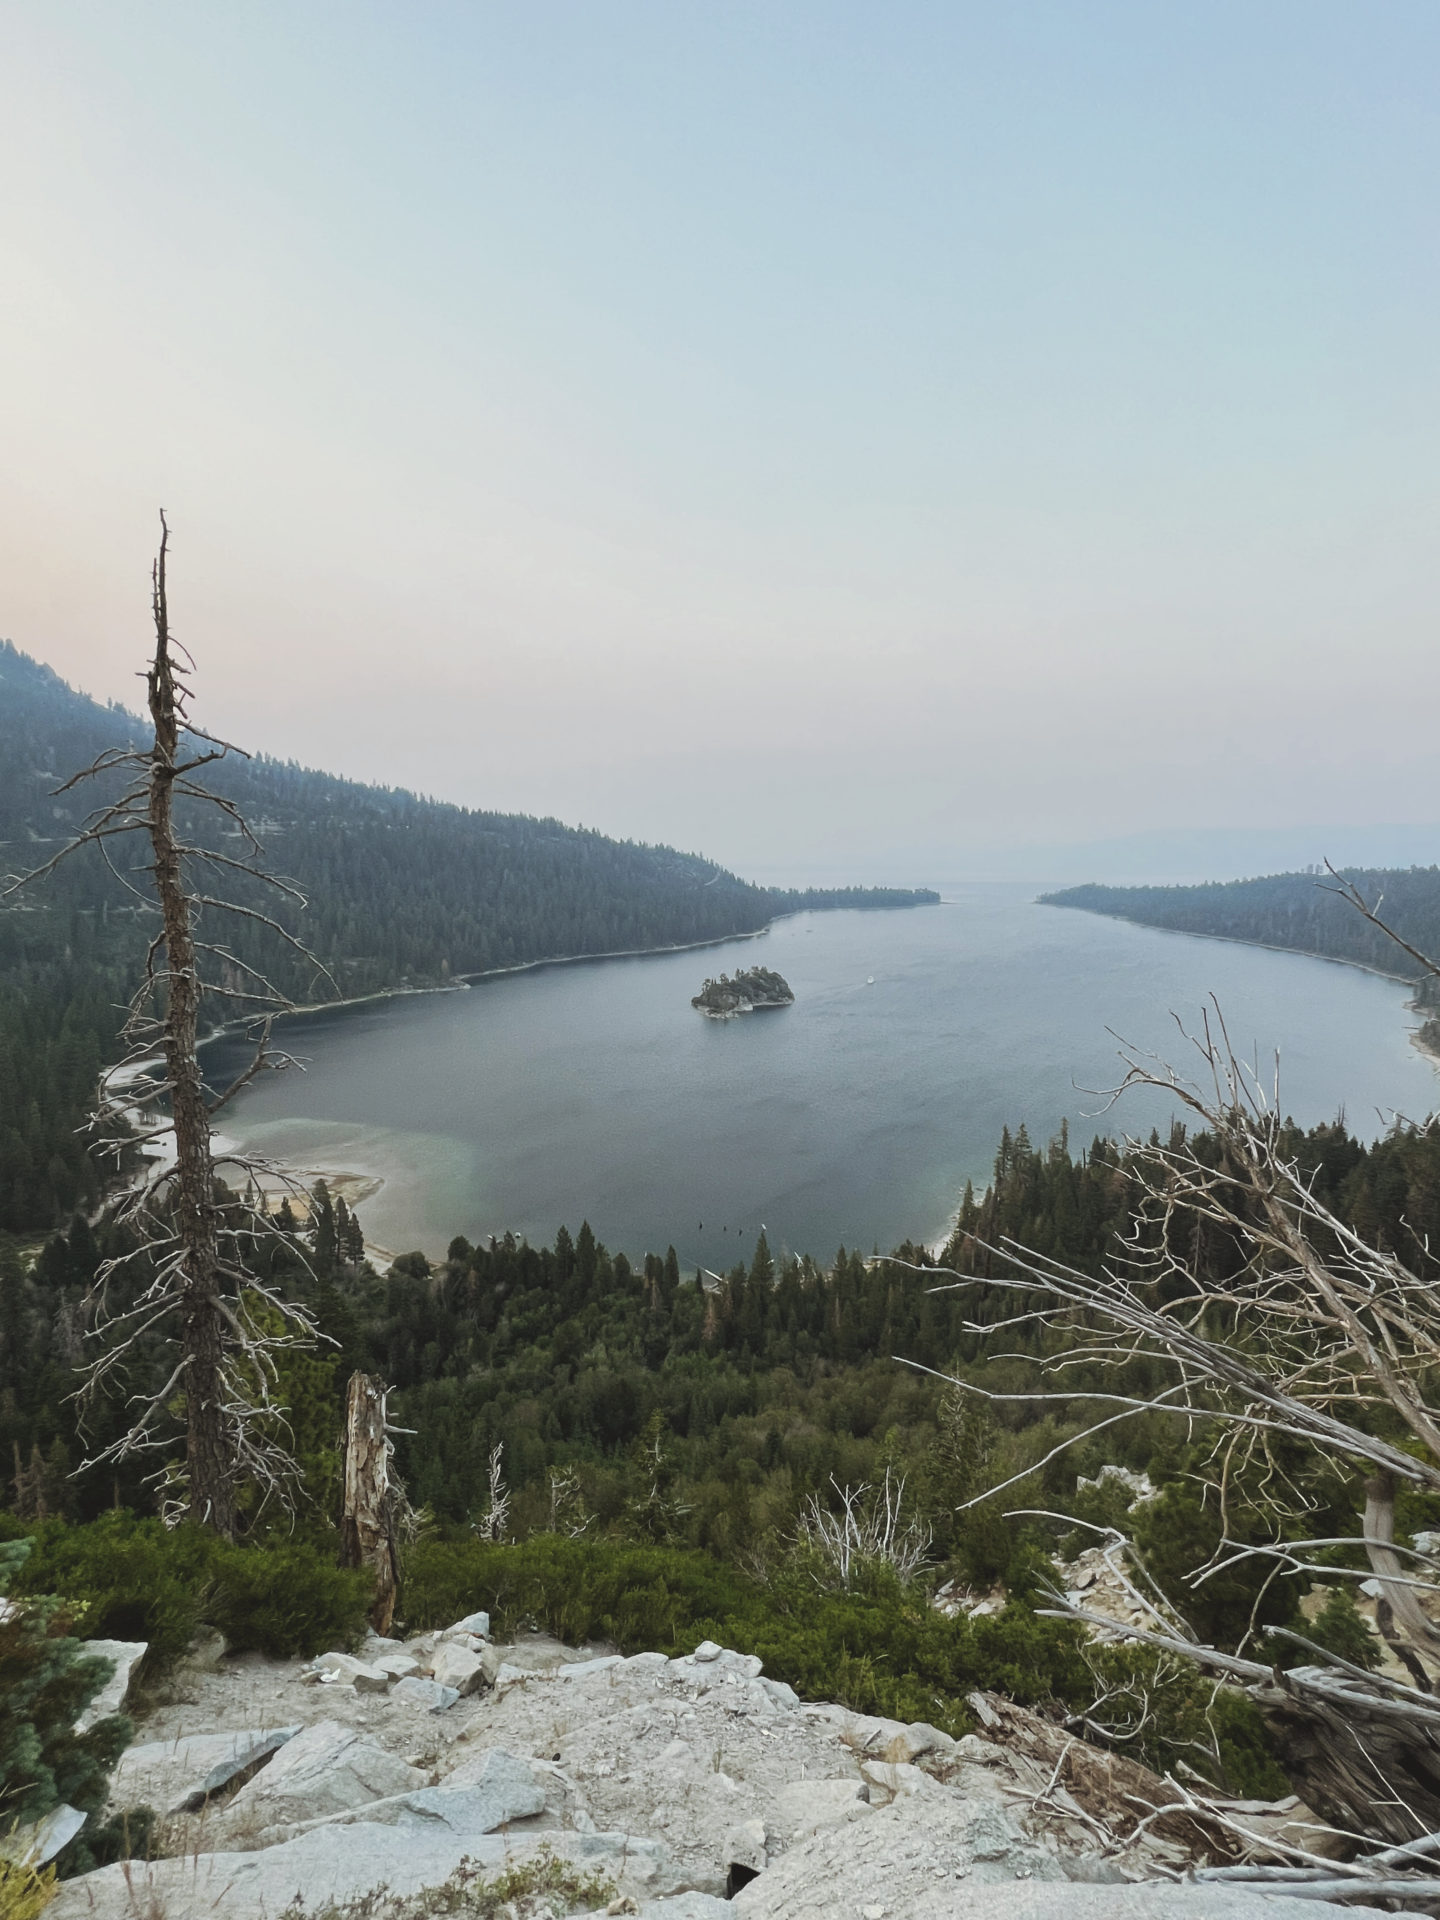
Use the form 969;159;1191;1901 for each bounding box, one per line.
3;4;1438;882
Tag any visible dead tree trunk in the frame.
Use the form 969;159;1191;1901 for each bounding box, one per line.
340;1371;400;1634
5;513;335;1530
146;520;235;1537
1257;1682;1440;1846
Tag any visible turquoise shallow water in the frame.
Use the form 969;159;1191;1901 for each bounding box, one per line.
213;882;1440;1265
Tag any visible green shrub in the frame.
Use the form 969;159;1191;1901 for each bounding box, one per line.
1131;1486;1302;1651
205;1543;371;1658
0;1859;57;1920
0;1513;209;1668
0;1517;370;1667
1207;1686;1291;1799
400;1534;1088;1734
1293;1585;1381;1672
401;1533;754;1648
1080;1641;1290;1797
0;1540;130;1878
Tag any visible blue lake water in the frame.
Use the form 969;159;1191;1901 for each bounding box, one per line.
215;883;1440;1266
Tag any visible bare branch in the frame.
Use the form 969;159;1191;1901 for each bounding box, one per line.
9;514;340;1533
1320;861;1440;986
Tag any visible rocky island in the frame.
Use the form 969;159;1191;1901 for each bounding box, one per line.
692;965;795;1018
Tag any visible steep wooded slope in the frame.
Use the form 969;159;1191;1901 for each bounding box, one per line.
0;642;934;1228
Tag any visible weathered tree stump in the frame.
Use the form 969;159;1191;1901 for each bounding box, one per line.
1258;1677;1440;1847
340;1371;401;1634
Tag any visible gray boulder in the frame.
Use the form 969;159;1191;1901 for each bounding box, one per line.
225;1718;428;1824
306;1650;392;1693
0;1802;86;1867
763;1778;870;1846
488;1658;532;1692
50;1822;683;1920
360;1782;540;1836
858;1756;944;1805
758;1676;801;1711
403;1748;545;1827
392;1673;460;1713
289;1763;544;1842
724;1815;768;1877
734;1795;1400;1920
368;1648;421;1680
733;1789;1063;1918
622;1650;670;1674
671;1643;764;1683
75;1639;146;1732
446;1608;491;1638
558;1654;625;1680
790;1890;1396;1920
430;1639;487;1695
281;1787;540;1841
49;1826;500;1920
110;1725;299;1814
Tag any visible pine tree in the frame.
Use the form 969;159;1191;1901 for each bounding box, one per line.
0;1540;129;1862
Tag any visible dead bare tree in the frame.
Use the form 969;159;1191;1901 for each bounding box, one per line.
2;514;334;1535
890;991;1440;1861
545;1464;593;1538
883;860;1440;1879
796;1467;932;1589
471;1441;511;1543
340;1372;416;1632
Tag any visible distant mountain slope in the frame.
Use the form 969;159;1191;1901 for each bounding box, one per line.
1041;869;1440;1043
0;642;935;1229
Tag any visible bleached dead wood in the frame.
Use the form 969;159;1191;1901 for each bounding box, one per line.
889;947;1440;1864
2;515;335;1532
339;1372;410;1633
796;1467;932;1588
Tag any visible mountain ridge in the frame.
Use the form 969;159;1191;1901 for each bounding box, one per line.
1041;870;1440;1054
0;640;935;1230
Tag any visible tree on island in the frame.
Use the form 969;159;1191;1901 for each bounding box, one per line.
692;965;794;1015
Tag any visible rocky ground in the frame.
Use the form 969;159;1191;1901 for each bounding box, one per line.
48;1618;1398;1920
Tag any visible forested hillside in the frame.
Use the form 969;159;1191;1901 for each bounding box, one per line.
11;1112;1440;1538
0;643;935;1230
7;1110;1439;1782
1043;869;1440;1044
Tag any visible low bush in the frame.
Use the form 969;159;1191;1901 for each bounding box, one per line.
0;1539;131;1879
205;1542;371;1659
400;1533;1089;1733
0;1516;371;1668
0;1513;209;1668
1079;1640;1290;1797
1295;1585;1381;1672
0;1512;1287;1793
0;1860;56;1920
279;1844;617;1919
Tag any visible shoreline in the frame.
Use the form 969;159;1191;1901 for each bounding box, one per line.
199;923;775;1040
1039;901;1425;988
1043;903;1440;1076
191;923;785;1269
247;1167;401;1269
170;902;1440;1274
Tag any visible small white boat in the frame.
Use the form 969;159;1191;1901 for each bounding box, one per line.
867;976;875;985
